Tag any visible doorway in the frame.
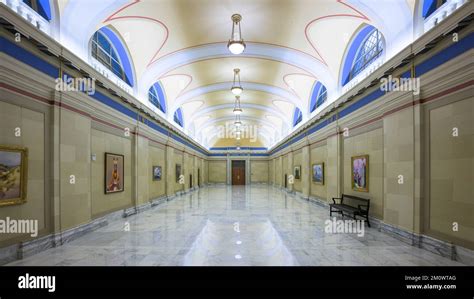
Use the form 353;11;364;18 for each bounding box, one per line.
231;160;246;185
197;169;200;187
189;174;193;189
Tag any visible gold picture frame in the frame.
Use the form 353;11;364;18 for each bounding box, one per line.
105;153;124;194
0;145;28;206
294;165;301;180
176;164;182;183
312;162;324;185
351;155;369;192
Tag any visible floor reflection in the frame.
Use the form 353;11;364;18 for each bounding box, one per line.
6;185;467;266
183;217;296;266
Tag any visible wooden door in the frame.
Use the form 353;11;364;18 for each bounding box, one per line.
232;161;246;185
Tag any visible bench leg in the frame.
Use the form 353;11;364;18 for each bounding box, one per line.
366;216;371;227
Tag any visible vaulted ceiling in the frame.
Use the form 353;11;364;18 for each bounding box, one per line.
52;0;423;148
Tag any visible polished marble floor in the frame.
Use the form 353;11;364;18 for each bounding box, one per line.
7;185;466;266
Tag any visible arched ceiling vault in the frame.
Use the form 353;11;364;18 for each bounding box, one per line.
53;0;417;148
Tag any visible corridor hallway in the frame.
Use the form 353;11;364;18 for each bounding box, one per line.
7;185;464;267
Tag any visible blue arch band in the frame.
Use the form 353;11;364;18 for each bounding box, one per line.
293;108;302;127
153;82;167;113
149;82;167;113
23;0;51;20
310;82;323;113
174;108;184;127
98;26;134;87
341;25;376;86
423;0;446;18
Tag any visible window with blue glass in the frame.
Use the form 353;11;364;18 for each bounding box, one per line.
423;0;447;18
22;0;52;21
350;29;383;80
174;108;184;127
148;83;166;113
341;25;384;86
310;82;327;113
90;28;134;86
293;108;303;127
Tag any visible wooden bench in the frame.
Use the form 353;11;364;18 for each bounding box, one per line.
329;194;371;227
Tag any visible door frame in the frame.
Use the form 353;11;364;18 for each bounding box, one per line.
231;160;246;185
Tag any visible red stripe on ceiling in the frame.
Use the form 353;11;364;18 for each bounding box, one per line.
159;74;193;98
304;0;370;66
159;56;313;81
103;0;170;67
283;73;318;98
102;1;364;74
149;41;325;70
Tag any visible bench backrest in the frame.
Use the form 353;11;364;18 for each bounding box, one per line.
341;194;370;208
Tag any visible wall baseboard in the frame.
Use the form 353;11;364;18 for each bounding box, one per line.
0;189;199;265
379;222;474;264
276;185;474;264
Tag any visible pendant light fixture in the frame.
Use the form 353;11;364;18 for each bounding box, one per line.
234;114;242;127
233;95;243;115
231;68;243;95
227;14;246;55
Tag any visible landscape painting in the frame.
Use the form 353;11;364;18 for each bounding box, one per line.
0;146;28;206
312;163;324;185
352;155;369;192
105;153;124;194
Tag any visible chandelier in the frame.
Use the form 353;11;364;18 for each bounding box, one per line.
234;114;242;127
227;14;246;55
233;96;243;115
231;68;243;95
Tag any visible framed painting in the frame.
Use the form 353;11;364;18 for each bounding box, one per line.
0;145;28;206
351;155;369;192
105;153;124;194
312;163;324;185
152;166;162;181
176;164;182;182
294;165;301;180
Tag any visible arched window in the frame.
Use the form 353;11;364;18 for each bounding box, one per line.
22;0;51;21
293;108;302;127
148;83;166;113
174;108;184;127
341;25;384;86
90;27;134;86
310;82;327;113
423;0;447;18
350;29;383;80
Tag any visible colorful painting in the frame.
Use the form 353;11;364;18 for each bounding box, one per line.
294;165;301;180
105;153;124;194
152;166;162;181
0;146;28;206
352;155;369;192
176;164;182;182
312;163;324;185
